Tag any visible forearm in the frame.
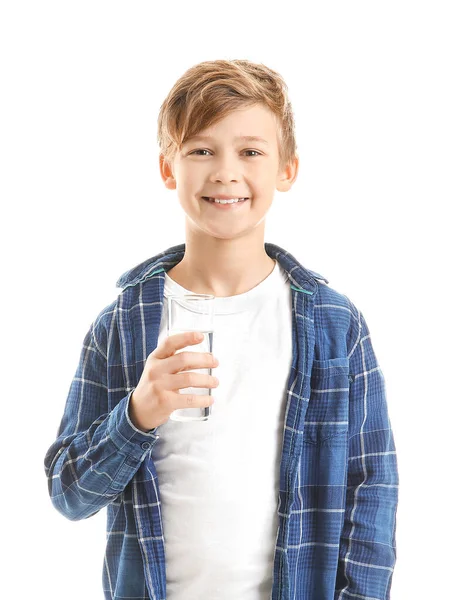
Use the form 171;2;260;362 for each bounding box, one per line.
336;422;399;598
44;390;160;521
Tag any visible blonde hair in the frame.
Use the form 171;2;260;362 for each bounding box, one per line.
157;59;297;173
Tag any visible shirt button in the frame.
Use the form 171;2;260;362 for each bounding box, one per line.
141;442;151;450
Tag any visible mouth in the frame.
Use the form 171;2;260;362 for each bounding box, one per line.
201;197;250;210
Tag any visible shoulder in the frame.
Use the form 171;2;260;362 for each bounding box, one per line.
312;280;363;354
88;297;120;355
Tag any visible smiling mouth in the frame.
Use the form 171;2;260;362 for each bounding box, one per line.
202;197;249;204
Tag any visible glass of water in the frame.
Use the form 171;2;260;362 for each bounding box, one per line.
167;293;215;422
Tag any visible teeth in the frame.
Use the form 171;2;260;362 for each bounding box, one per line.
206;197;247;204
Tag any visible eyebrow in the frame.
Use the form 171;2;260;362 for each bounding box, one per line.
185;135;269;146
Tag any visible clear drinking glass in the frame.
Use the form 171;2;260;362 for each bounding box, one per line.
167;293;215;422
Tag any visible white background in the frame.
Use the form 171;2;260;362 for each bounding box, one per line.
1;1;462;598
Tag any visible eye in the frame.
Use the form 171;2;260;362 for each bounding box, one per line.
190;149;212;156
189;149;262;157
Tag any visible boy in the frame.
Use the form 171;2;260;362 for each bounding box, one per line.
44;59;399;600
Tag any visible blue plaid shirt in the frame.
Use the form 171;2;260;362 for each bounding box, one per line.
44;242;399;600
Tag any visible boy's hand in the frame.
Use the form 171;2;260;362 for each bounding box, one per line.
128;332;219;432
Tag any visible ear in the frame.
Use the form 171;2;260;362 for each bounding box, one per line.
159;153;176;191
275;155;299;192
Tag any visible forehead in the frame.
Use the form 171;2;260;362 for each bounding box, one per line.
185;104;279;145
187;134;270;146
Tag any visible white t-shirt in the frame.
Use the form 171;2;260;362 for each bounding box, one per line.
151;258;293;599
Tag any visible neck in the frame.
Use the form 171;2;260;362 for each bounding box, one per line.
167;227;276;297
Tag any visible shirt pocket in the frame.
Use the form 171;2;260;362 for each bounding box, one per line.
303;357;351;445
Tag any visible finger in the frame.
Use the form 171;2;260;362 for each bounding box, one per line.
171;391;215;410
164;370;219;392
170;351;218;374
152;331;204;360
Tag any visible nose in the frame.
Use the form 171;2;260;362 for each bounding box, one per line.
208;153;243;184
213;174;238;184
210;167;240;184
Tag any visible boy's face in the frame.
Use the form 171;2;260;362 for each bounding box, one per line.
160;103;298;241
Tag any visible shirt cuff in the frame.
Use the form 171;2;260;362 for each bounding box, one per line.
108;388;161;461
